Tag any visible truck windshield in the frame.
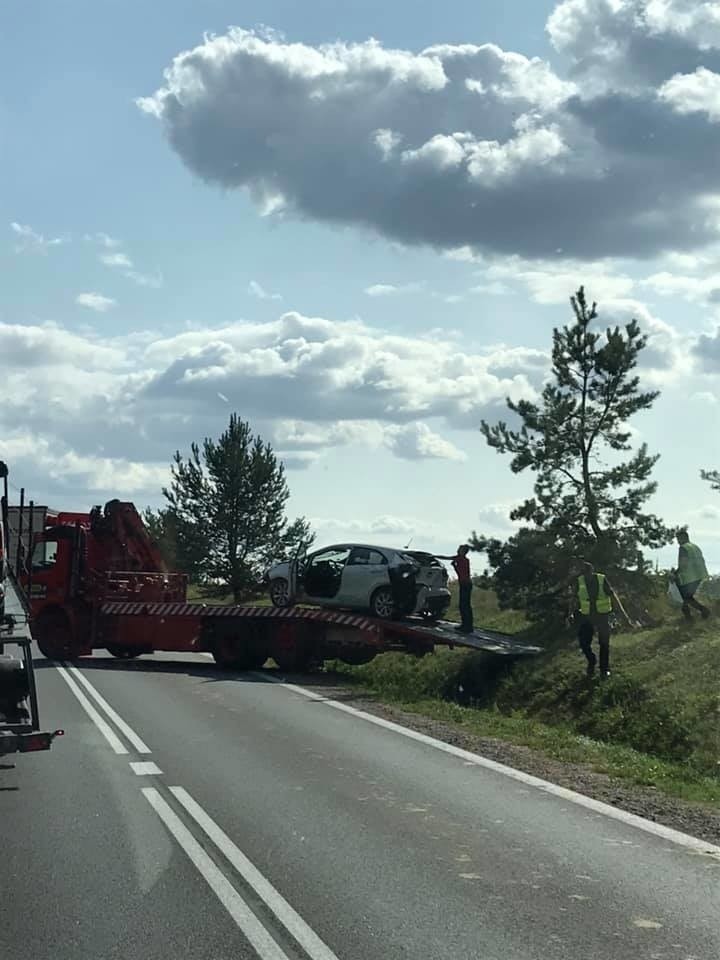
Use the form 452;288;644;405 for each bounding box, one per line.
32;540;58;571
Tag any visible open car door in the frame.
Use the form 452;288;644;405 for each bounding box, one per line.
287;540;309;604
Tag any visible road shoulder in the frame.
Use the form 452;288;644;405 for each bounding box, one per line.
287;673;720;847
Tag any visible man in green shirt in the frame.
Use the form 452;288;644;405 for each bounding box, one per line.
673;530;710;621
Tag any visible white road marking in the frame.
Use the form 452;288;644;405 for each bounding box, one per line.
55;666;128;755
256;674;720;859
130;761;163;776
68;666;152;754
170;786;341;960
142;788;291;960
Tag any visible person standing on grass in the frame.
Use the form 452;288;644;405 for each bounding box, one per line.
673;529;710;622
572;561;631;679
438;545;474;634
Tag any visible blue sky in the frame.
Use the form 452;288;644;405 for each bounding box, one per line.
2;0;720;571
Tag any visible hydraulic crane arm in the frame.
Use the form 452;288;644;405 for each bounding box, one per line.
89;500;168;573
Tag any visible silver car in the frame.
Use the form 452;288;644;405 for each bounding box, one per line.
267;543;451;620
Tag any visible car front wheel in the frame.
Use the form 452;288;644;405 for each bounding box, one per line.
370;586;396;620
269;578;292;608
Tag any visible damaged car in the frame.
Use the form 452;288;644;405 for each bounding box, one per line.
267;543;451;620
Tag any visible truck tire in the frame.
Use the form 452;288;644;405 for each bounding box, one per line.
273;647;315;673
269;578;291;607
212;634;268;671
106;645;142;660
33;610;80;661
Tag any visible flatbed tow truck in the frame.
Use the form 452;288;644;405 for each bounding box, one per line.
15;497;539;671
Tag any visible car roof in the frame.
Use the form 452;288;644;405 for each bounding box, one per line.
314;543;398;554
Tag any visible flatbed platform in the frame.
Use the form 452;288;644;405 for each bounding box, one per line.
99;599;542;659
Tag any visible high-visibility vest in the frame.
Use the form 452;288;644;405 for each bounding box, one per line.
677;543;708;586
577;574;612;615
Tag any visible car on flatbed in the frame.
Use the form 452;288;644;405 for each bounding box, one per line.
267;543;451;620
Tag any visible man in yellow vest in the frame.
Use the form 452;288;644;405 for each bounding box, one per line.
673;530;710;621
574;561;630;679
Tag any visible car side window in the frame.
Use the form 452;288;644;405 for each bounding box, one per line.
348;548;387;566
348;548;370;565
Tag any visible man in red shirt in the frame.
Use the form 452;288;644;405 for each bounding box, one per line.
439;545;474;634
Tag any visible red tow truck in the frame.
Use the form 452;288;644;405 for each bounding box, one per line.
21;499;540;670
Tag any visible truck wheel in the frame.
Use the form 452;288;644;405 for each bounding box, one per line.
106;645;142;660
34;611;79;661
274;648;314;673
269;578;291;607
370;587;395;620
212;634;267;671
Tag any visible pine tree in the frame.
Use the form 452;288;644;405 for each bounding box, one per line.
701;469;720;493
474;287;671;618
162;414;313;602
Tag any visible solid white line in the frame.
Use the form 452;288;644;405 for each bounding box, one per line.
142;788;291;960
171;787;341;960
130;761;163;776
256;673;720;858
69;666;152;754
55;666;128;755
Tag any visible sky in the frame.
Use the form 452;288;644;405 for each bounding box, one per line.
1;0;720;572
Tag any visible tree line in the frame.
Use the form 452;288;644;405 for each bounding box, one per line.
147;286;713;620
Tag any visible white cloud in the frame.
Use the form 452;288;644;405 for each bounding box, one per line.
87;232;120;248
0;310;543;498
481;256;635;304
95;241;161;287
11;221;65;254
139;15;720;260
640;270;720;303
470;281;511;296
248;280;283;301
0;432;167;494
126;269;163;288
364;282;423;297
100;252;133;268
385;422;467;461
691;391;718;405
75;292;117;313
660;67;720;122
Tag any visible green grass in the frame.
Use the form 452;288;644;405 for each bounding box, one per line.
331;608;720;807
186;584;270;606
350;696;720;806
446;584;528;634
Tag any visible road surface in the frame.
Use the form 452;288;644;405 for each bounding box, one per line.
1;648;718;960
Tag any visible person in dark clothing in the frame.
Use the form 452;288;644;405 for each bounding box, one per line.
572;561;631;679
438;545;474;634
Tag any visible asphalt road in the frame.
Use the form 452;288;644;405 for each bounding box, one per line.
1;648;718;960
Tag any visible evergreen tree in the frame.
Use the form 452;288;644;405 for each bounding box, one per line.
162;414;313;601
701;469;720;493
474;287;671;618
